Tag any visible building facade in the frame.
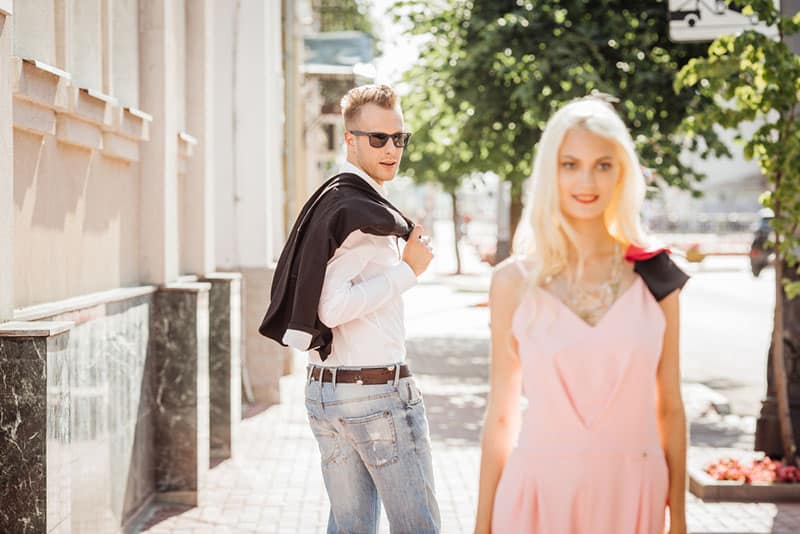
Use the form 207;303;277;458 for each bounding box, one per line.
0;1;305;532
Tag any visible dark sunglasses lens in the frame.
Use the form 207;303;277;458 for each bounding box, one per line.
368;134;390;147
396;133;412;147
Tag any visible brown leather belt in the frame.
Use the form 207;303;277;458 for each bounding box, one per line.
307;364;411;385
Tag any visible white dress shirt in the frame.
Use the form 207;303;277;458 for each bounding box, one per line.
309;161;417;367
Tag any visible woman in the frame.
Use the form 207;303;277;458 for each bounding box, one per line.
474;96;689;533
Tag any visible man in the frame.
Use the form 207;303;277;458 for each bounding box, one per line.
260;84;440;533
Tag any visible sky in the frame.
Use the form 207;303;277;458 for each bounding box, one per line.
367;0;424;86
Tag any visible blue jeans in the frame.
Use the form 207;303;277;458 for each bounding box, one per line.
305;369;441;534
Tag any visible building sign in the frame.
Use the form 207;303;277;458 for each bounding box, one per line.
669;0;780;42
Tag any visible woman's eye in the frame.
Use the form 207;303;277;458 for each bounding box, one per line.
597;162;613;171
561;161;576;169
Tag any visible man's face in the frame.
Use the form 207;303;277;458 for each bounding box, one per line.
345;103;406;185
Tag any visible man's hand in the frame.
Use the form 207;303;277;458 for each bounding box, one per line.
403;225;434;276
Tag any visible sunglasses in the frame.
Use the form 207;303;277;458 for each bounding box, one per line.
349;130;413;148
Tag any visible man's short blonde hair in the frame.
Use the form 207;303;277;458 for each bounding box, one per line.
341;84;399;128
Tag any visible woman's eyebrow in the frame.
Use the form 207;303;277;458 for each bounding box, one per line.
559;153;615;160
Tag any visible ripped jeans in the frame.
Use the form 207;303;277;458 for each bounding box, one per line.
305;374;441;534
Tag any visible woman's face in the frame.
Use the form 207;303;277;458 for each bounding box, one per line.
557;127;622;222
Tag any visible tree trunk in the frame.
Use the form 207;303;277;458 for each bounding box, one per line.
755;258;800;463
495;187;524;263
450;190;462;275
772;255;797;464
510;193;524;249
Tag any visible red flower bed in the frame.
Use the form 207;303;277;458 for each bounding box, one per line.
705;457;800;484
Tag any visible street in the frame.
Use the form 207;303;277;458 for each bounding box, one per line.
680;256;775;417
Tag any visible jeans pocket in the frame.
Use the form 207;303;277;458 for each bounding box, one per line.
398;379;423;407
340;410;399;468
308;414;339;465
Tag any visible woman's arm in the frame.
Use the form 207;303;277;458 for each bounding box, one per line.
474;262;524;534
656;290;687;534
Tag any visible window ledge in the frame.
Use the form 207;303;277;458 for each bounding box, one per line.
13;99;56;137
56;115;103;150
12;58;71;110
110;107;152;141
0;0;12;16
178;131;198;158
10;56;155;156
65;86;115;127
102;132;139;163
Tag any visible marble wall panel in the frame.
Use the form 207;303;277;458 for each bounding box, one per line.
204;274;241;461
151;284;209;502
0;332;70;534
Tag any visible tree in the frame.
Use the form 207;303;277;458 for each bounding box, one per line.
401;59;479;273
395;0;726;259
315;0;375;34
677;0;800;465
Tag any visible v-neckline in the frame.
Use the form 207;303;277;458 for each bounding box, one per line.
536;275;642;331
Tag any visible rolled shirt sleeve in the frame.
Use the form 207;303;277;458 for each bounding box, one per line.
318;230;417;329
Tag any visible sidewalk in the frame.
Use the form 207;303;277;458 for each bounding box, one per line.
133;359;800;533
133;239;800;533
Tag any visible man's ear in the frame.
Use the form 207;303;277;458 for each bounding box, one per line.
343;130;353;147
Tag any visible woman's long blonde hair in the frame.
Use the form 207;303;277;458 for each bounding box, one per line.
512;96;648;287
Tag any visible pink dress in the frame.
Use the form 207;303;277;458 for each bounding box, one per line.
492;273;669;533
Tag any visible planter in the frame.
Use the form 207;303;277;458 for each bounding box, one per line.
689;447;800;502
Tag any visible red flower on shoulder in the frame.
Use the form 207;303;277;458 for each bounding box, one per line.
624;244;670;262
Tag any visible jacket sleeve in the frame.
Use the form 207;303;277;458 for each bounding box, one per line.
317;230;417;329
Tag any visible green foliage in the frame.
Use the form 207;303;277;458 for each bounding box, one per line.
677;2;800;290
394;0;727;198
317;0;375;35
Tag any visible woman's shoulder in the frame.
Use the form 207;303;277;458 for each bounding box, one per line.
493;255;529;282
491;256;530;299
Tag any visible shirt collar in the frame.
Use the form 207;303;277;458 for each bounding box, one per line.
341;161;386;197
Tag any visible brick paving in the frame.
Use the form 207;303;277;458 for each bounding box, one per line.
133;273;800;533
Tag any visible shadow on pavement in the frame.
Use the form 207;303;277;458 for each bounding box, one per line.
406;336;490;447
690;416;756;449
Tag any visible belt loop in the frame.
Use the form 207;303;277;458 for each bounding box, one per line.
318;367;325;395
331;367;338;390
393;363;401;386
306;365;314;384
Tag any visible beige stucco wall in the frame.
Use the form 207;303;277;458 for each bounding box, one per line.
1;12;13;320
13;130;140;307
12;0;56;66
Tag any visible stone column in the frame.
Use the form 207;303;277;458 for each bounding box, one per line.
0;321;72;534
184;0;215;276
150;283;210;505
0;7;13;322
202;273;242;462
213;0;292;407
138;0;179;285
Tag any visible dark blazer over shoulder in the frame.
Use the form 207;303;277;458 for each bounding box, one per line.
258;173;414;360
625;245;690;301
